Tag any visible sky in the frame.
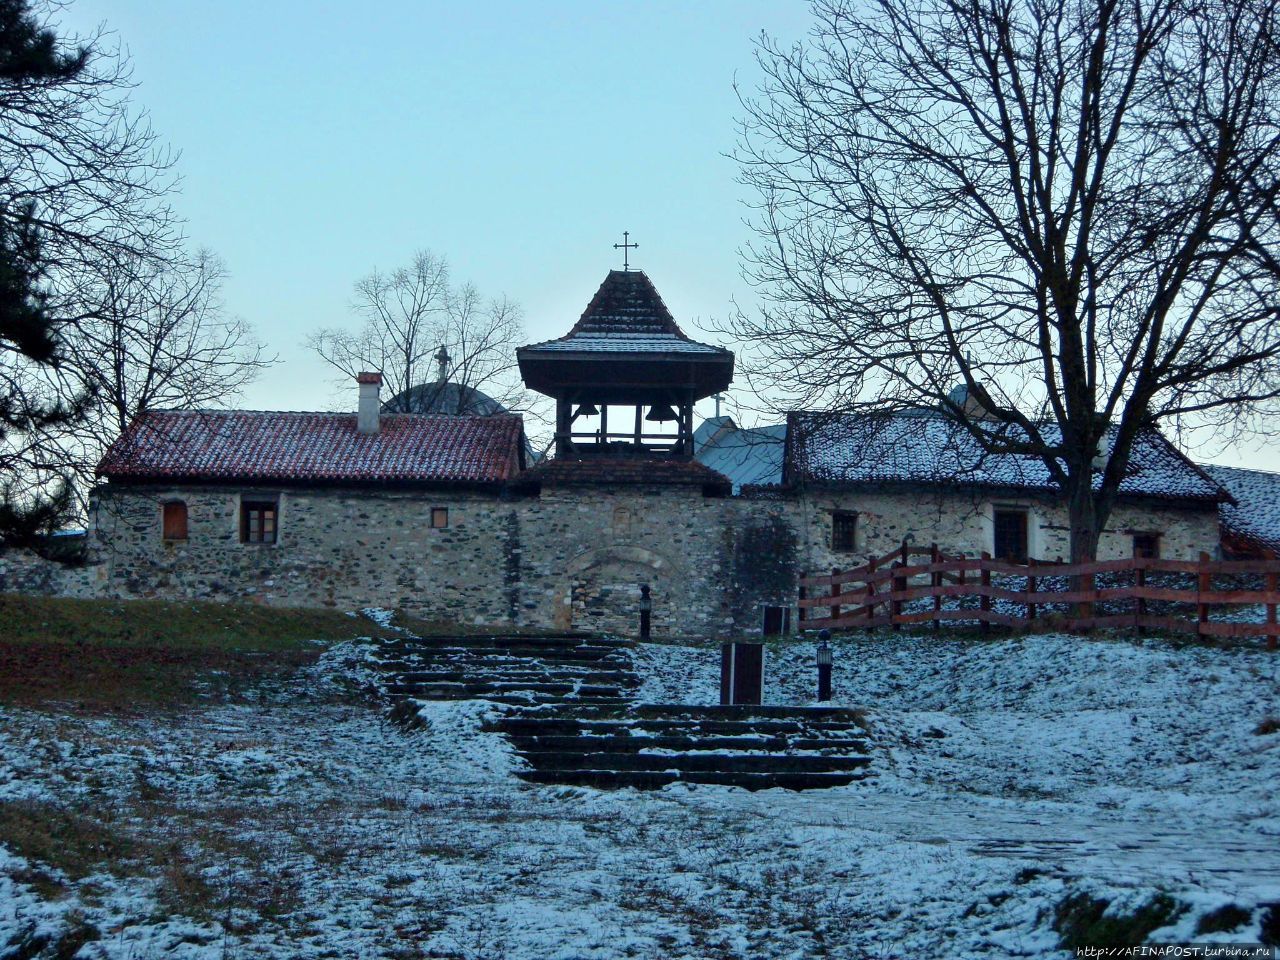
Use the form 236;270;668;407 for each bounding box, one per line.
48;0;1278;471
51;0;813;424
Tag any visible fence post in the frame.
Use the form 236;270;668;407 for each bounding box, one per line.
1135;561;1147;636
979;550;992;635
830;566;841;624
891;560;904;631
865;555;878;631
1198;551;1211;640
901;537;910;568
1268;570;1278;652
1026;558;1037;626
931;543;942;633
798;571;807;627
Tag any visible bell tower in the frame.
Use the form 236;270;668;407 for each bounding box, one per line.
518;269;733;461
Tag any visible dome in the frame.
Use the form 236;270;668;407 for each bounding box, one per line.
382;381;510;416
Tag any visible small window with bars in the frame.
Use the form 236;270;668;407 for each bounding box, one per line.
831;511;857;552
240;499;278;544
1132;533;1161;559
162;501;188;541
993;508;1029;562
431;507;449;529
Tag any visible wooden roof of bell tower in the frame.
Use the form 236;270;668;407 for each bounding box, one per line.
517;270;734;405
517;269;735;465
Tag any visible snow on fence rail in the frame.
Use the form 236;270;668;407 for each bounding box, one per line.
798;543;1280;647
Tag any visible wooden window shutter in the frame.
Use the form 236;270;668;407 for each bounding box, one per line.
162;501;188;540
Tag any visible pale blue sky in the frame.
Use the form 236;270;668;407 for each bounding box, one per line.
48;1;1277;469
52;0;814;425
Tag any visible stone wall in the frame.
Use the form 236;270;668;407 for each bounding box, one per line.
796;488;1220;572
0;548;105;598
86;480;1221;637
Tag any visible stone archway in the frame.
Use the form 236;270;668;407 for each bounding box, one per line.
564;545;680;637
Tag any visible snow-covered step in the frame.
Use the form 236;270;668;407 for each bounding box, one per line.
516;769;866;791
491;702;875;792
506;734;871;754
522;750;871;775
376;632;640;707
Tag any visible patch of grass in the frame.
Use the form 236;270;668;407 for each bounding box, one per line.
1195;903;1252;935
1255;716;1280;736
0;800;140;882
0;595;389;709
0;798;302;925
0;594;372;651
0;799;216;919
1054;892;1186;951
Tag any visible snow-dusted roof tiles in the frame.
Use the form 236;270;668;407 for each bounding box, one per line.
97;410;524;486
787;412;1227;502
520;270;730;358
1203;464;1280;554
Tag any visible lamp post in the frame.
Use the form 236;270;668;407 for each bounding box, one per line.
816;628;833;702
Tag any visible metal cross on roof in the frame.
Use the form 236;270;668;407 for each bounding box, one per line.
613;231;638;271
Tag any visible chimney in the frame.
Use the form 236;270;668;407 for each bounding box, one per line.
357;372;382;435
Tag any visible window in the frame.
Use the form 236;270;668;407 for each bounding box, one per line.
1133;533;1161;559
993;508;1029;562
162;501;188;541
831;511;857;551
430;507;449;529
240;499;278;544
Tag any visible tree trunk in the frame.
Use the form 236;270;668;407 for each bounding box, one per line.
1066;475;1103;623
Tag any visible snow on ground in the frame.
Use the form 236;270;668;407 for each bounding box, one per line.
2;633;1278;958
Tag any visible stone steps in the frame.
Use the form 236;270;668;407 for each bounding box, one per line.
387;669;639;685
517;769;866;791
385;681;630;700
378;633;873;792
520;750;871;774
490;703;873;793
507;734;871;754
377;650;633;668
376;632;641;707
495;716;867;737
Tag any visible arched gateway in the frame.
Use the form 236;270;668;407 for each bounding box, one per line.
565;545;679;636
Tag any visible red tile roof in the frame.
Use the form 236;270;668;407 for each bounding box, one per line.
97;410;524;486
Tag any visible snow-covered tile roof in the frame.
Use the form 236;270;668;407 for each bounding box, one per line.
521;334;726;355
519;270;730;358
1203;464;1280;554
97;410;524;486
787;412;1227;501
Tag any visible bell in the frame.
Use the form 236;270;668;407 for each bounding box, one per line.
644;403;678;422
574;403;599;418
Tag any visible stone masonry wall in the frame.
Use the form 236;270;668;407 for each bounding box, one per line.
797;488;1220;573
0;548;105;598
86;481;1221;638
92;485;514;624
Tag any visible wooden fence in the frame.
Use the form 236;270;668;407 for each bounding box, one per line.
798;543;1280;647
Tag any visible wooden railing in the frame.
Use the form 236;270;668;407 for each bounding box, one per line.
798;546;1280;647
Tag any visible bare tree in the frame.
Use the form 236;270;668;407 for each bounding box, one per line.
0;0;182;533
727;0;1280;563
307;249;529;414
47;249;273;491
